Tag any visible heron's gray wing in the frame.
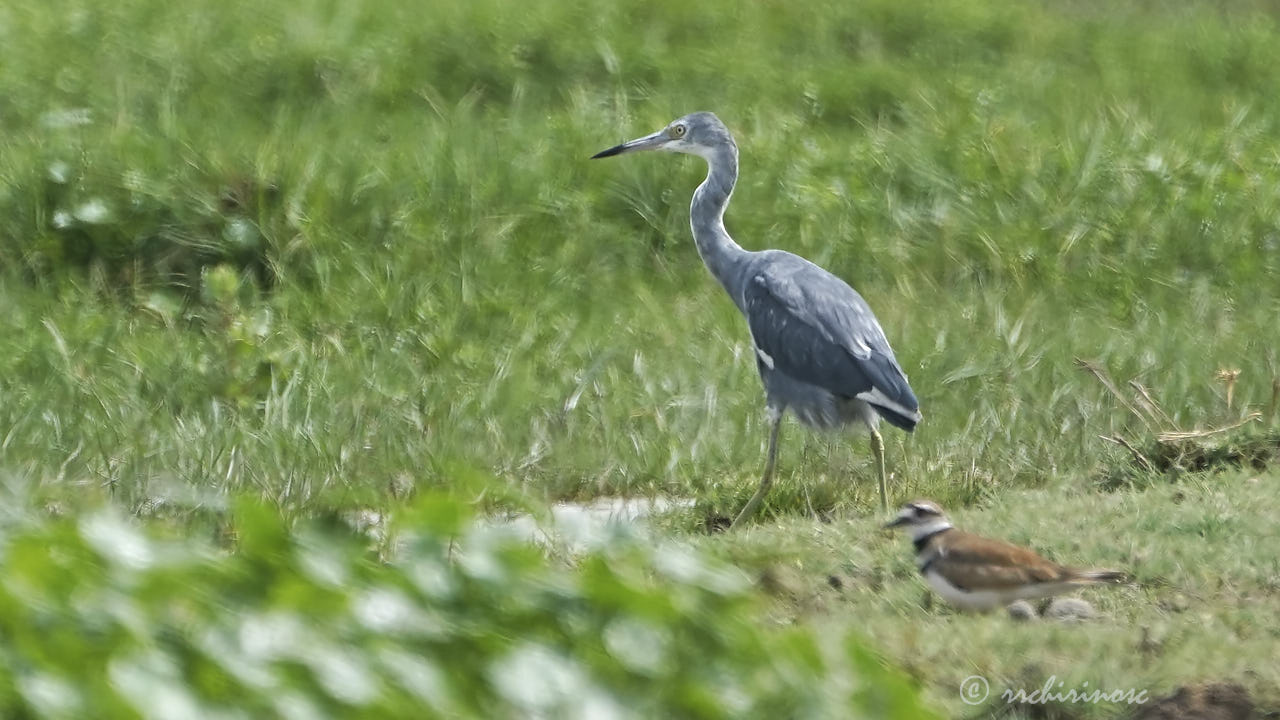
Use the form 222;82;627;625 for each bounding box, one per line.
743;257;920;430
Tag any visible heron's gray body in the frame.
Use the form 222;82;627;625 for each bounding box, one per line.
734;249;914;433
680;118;919;435
592;111;920;522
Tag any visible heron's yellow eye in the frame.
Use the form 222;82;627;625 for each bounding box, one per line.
672;124;686;137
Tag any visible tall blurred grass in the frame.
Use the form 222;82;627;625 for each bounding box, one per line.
1;0;1278;515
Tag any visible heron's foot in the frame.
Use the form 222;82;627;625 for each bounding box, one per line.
730;483;770;529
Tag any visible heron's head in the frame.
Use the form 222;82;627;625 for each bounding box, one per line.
591;112;735;161
883;499;949;531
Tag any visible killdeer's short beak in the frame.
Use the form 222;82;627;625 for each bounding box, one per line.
883;517;909;529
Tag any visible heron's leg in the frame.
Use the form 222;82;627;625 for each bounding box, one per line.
870;429;888;513
731;411;783;529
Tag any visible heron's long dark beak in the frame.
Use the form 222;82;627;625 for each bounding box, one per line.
883;517;909;529
591;130;668;159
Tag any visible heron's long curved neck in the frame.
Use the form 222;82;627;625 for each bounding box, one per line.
691;145;749;305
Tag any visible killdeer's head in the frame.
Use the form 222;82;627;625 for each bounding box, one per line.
884;499;952;540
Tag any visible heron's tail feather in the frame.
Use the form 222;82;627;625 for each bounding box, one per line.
852;385;921;432
872;403;921;432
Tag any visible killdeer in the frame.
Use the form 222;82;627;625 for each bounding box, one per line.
884;500;1127;611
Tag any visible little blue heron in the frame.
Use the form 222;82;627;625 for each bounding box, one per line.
593;112;920;526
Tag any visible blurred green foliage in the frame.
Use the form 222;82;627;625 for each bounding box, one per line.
0;494;933;718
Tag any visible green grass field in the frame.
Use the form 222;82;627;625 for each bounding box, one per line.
2;0;1279;715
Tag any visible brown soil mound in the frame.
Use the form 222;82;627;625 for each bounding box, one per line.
1130;682;1254;720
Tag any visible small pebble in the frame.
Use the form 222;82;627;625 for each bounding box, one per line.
1007;600;1037;621
1045;597;1096;623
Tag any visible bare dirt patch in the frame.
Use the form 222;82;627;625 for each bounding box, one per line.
1077;359;1280;485
1130;682;1256;720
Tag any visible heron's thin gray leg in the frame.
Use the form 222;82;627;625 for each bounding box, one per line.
870;429;888;513
731;412;783;529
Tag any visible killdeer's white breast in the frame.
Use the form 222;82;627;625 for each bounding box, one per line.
922;569;1009;611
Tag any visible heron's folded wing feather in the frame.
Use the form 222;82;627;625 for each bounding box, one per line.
743;258;920;424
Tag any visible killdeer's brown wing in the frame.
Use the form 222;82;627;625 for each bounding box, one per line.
927;530;1074;591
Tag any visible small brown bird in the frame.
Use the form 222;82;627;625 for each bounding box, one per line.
884;500;1127;611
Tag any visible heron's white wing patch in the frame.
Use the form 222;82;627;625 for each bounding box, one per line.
754;345;775;369
747;325;776;370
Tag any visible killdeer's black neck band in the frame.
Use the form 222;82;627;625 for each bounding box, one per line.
912;527;951;554
918;554;938;576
